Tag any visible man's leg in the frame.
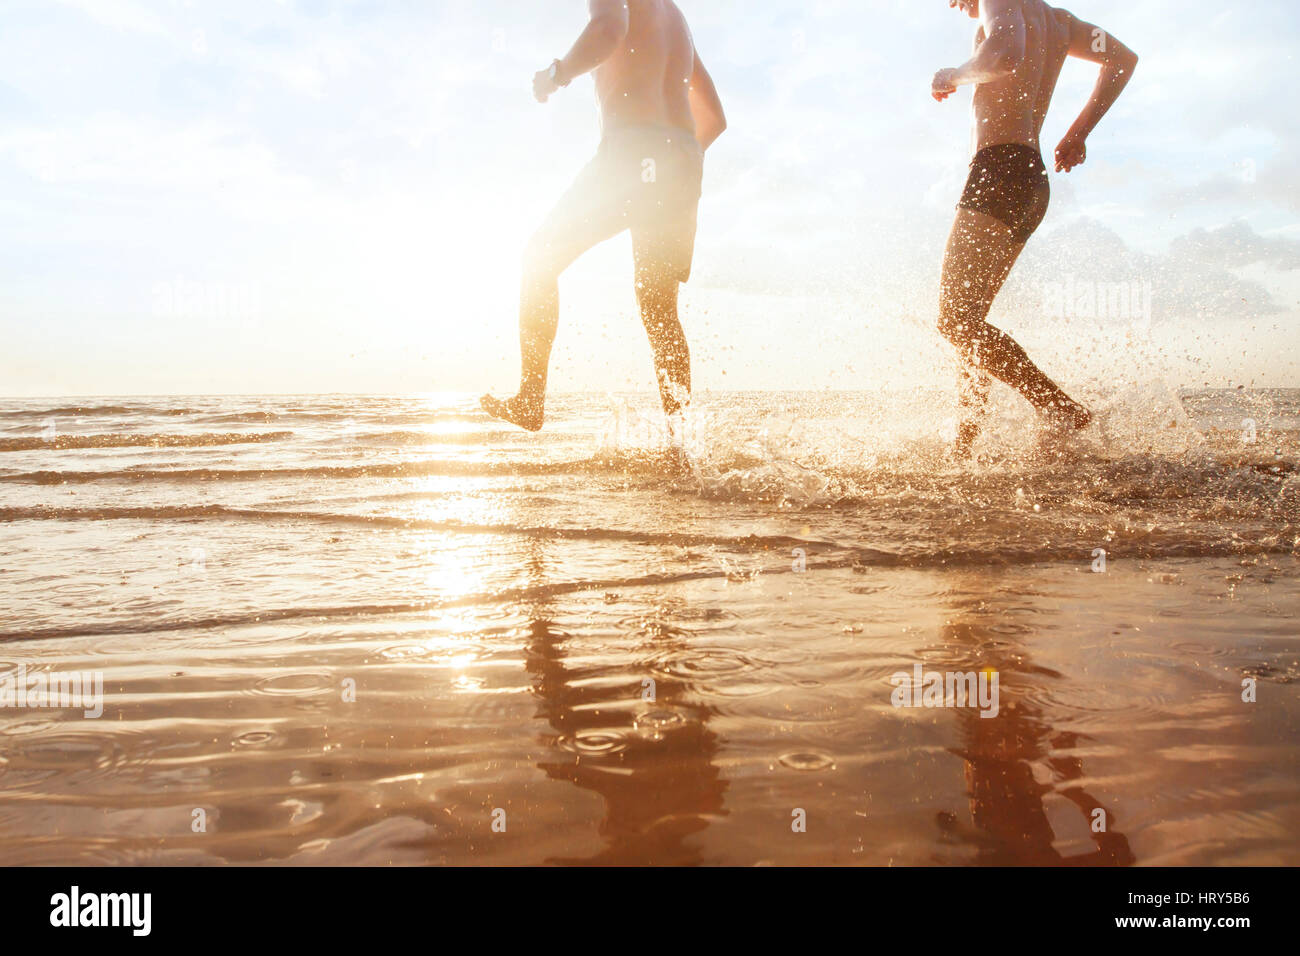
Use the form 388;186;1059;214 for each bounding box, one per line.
633;260;691;417
956;365;992;457
482;160;631;432
503;242;572;430
939;208;1090;453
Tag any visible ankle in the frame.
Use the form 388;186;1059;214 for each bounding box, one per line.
515;388;544;410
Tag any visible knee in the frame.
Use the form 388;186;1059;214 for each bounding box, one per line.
521;234;562;287
938;291;987;348
635;273;677;314
937;309;970;345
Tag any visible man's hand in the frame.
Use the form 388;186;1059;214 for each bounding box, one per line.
535;2;628;104
1058;11;1138;168
533;66;560;104
1055;131;1087;172
932;68;959;102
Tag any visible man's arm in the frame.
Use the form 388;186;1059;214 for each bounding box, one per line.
933;0;1026;99
1054;10;1139;171
688;51;727;150
534;0;630;102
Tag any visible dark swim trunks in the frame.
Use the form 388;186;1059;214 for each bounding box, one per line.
958;143;1050;243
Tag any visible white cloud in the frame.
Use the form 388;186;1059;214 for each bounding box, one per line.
1172;220;1300;271
50;0;168;35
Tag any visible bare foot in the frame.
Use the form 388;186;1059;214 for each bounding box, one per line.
480;393;544;432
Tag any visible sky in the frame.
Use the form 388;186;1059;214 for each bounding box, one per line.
0;0;1297;397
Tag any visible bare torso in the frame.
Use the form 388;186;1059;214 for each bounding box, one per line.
593;0;696;134
971;0;1071;155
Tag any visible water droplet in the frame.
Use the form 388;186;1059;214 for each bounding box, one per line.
559;730;629;756
252;672;332;697
634;709;687;739
779;752;835;772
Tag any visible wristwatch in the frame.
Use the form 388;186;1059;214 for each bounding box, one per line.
547;59;570;89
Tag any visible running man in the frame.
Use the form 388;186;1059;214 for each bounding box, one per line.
482;0;726;432
932;0;1138;454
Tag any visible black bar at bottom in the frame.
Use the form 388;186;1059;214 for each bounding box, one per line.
2;865;1284;941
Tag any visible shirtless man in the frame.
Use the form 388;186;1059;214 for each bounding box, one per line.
482;0;726;432
931;0;1137;454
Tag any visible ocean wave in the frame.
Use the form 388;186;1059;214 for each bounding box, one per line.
0;446;1294;504
0;431;294;452
0;459;586;483
340;430;537;446
0;503;834;549
0;535;1292;645
191;412;282;425
0;405;199;419
0;404;490;427
192;410;488;427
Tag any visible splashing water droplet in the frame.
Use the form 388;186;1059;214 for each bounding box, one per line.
779;752;835;772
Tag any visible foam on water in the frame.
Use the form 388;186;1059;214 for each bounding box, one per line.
586;387;1296;520
0;390;1295;645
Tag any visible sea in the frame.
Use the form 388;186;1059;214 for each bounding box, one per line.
0;388;1296;864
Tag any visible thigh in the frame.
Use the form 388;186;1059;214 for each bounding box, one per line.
529;150;636;275
941;207;1026;313
631;181;701;286
630;137;703;285
631;220;697;287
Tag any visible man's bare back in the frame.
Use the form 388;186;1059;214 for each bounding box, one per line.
531;0;725;149
593;0;695;134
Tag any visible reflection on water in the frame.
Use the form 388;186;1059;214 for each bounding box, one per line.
526;617;727;864
934;582;1135;866
521;538;726;865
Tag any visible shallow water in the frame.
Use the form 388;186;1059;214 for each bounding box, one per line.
0;390;1296;864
